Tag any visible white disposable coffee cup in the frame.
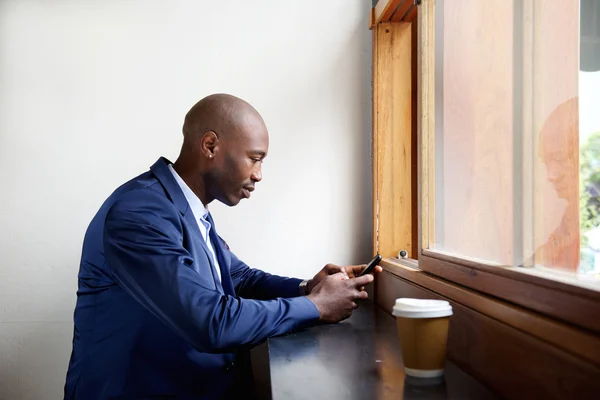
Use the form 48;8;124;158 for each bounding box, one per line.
392;298;453;378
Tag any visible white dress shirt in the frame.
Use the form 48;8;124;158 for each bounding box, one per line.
168;164;221;281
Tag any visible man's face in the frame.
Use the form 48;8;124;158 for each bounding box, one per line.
208;123;269;207
540;121;578;200
542;141;572;199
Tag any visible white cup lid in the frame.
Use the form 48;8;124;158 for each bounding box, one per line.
392;298;453;319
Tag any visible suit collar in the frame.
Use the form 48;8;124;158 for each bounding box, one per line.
151;157;234;295
167;163;209;221
150;157;190;215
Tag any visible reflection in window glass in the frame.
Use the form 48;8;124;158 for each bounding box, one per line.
431;0;599;286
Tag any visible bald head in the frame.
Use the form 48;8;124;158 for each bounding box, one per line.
173;93;269;207
182;93;266;143
539;97;578;154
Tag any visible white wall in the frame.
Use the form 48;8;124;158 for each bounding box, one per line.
0;0;372;398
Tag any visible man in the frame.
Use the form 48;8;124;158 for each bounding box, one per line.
64;93;379;399
533;98;580;271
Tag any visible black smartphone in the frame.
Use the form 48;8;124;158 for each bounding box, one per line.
358;254;382;277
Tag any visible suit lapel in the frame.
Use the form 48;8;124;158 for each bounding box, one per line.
182;209;225;293
150;157;189;216
150;157;224;293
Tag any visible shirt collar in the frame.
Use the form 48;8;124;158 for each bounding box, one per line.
167;163;209;221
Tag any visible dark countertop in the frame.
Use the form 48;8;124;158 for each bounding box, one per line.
250;301;499;400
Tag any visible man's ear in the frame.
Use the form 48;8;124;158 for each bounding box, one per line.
201;131;219;158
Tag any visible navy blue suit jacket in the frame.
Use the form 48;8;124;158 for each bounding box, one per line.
64;157;320;399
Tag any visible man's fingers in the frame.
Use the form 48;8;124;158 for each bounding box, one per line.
347;264;366;277
350;274;374;287
329;272;347;280
327;264;349;279
324;263;338;273
326;263;382;280
341;268;350;279
356;290;369;300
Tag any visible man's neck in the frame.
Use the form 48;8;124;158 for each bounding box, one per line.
172;160;212;206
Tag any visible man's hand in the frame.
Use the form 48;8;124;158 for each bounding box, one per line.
306;273;374;323
306;263;383;294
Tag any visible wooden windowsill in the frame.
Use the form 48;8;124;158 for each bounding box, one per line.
376;258;600;398
378;258;600;367
419;250;600;333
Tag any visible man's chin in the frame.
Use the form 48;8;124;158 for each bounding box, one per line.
553;185;571;200
218;195;242;207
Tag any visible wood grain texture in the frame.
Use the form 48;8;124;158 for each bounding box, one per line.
448;303;600;400
374;0;402;25
418;0;435;251
411;20;419;259
373;22;415;259
372;23;379;255
394;4;418;23
422;249;600;299
390;0;414;22
381;258;600;365
419;251;600;334
376;265;600;399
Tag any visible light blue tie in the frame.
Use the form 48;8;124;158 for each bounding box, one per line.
200;214;221;281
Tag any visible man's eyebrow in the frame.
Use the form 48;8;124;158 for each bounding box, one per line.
250;151;266;158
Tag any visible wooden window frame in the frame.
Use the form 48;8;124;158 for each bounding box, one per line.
372;0;600;337
416;0;600;335
370;3;600;394
371;0;419;27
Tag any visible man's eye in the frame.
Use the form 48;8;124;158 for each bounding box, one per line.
252;158;261;163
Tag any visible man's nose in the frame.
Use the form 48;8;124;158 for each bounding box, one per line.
251;165;262;182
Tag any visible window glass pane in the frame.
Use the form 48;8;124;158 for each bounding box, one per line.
432;0;515;265
431;0;600;286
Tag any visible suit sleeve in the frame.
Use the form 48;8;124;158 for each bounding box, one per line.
103;189;319;354
225;247;306;300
